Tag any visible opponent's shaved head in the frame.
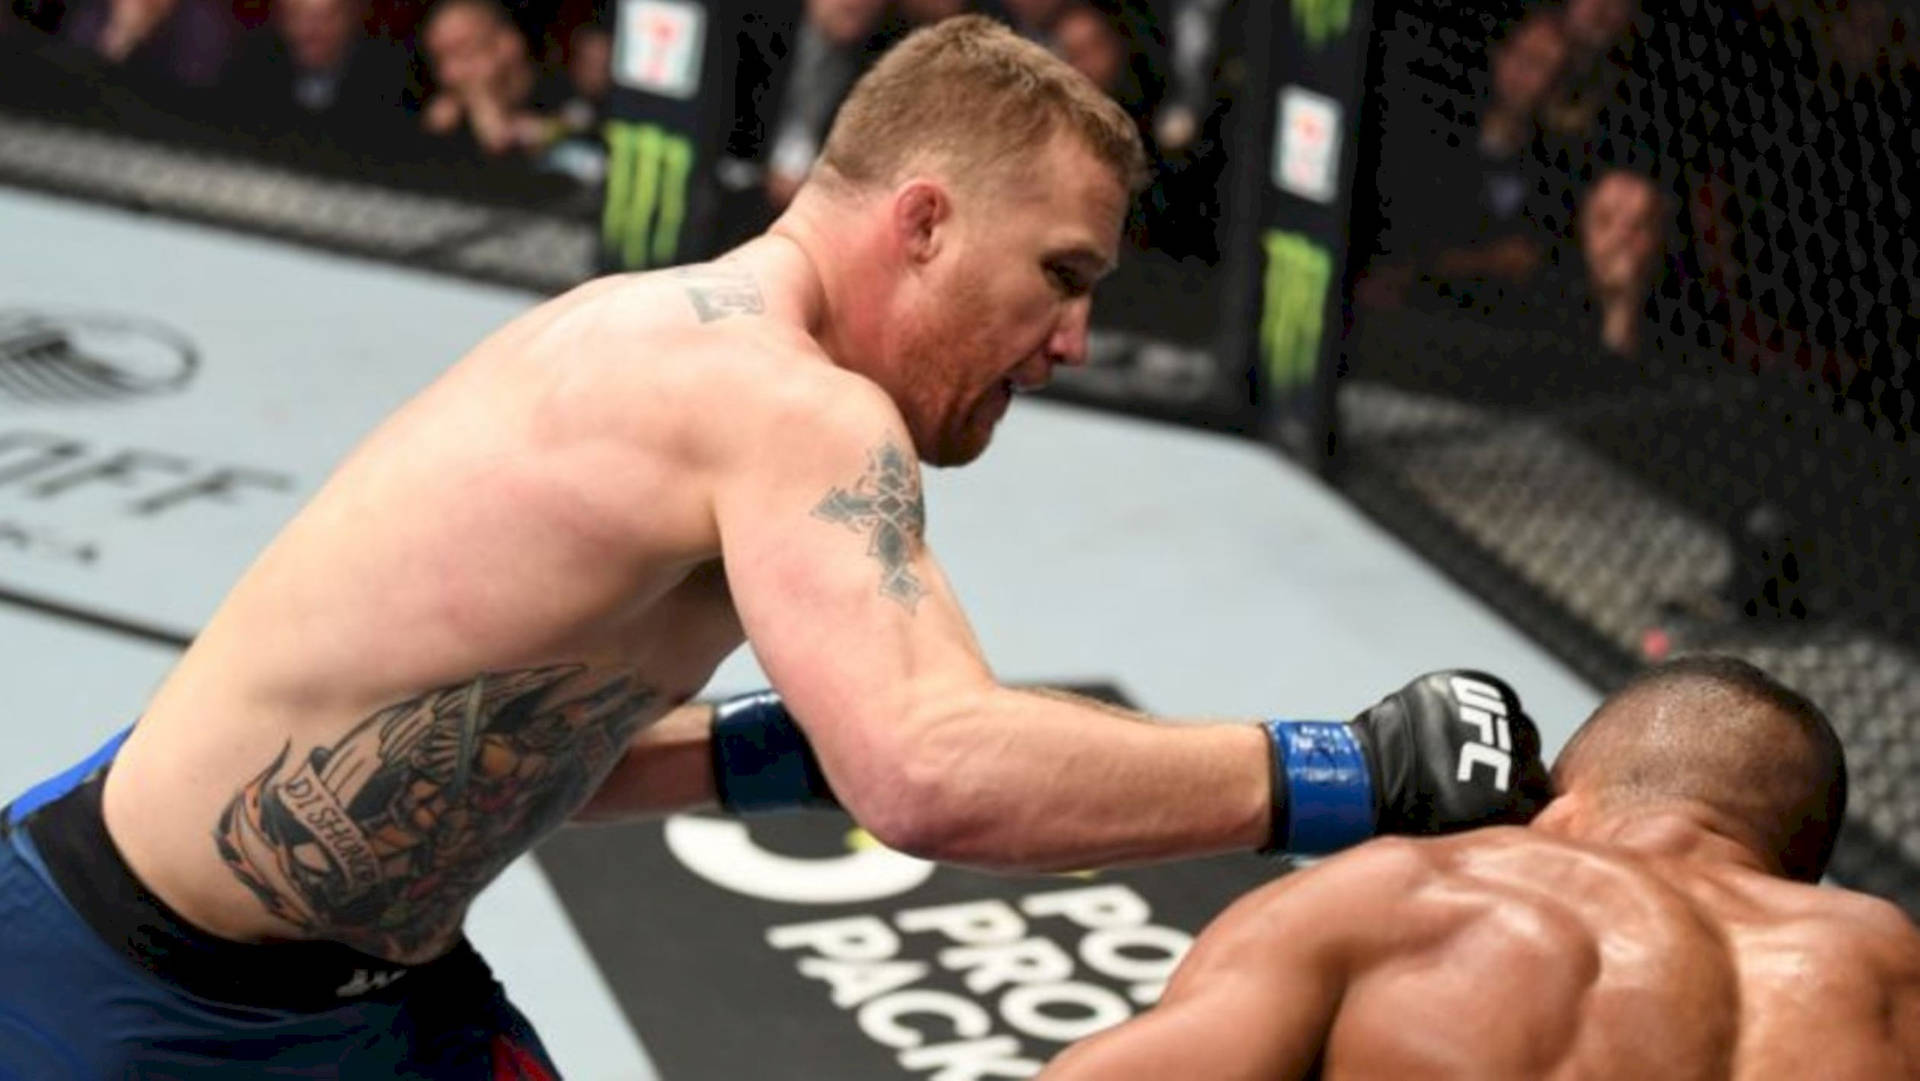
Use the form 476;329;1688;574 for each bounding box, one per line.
1553;655;1847;882
816;14;1148;197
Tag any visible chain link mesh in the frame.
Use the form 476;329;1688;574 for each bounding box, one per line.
1341;0;1918;911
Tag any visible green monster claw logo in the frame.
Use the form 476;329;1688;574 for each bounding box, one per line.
1260;230;1332;395
1291;0;1352;48
602;121;695;270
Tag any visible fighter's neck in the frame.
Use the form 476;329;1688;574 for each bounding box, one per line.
1532;801;1776;877
732;221;867;372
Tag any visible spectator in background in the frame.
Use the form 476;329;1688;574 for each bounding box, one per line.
1152;0;1227;154
223;0;414;143
761;0;887;209
1543;0;1637;136
1051;2;1157;139
1000;0;1066;40
59;0;233;87
539;19;611;180
1356;11;1570;308
1478;10;1565;174
1053;2;1124;95
1579;168;1662;356
558;19;608;128
896;0;966;25
419;0;570;158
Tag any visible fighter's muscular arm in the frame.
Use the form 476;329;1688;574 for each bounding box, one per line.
717;369;1271;869
1037;841;1421;1080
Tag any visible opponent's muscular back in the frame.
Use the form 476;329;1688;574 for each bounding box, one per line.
104;262;869;962
1042;830;1920;1080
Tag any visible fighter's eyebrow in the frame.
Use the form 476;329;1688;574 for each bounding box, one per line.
1049;246;1118;279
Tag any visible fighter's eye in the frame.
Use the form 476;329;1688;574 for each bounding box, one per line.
1046;264;1089;297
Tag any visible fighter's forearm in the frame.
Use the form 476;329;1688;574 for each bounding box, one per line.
836;686;1270;872
569;702;719;823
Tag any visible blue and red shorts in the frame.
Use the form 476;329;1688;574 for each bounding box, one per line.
0;728;561;1080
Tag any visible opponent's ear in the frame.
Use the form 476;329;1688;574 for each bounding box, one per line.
891;179;950;267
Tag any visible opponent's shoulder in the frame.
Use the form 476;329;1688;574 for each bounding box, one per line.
1750;875;1920;951
1808;887;1920;974
1210;838;1455;957
1788;888;1920;1066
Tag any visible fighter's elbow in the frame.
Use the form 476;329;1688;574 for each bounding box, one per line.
834;718;985;861
842;755;973;861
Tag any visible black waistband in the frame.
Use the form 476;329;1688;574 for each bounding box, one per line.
13;769;489;1013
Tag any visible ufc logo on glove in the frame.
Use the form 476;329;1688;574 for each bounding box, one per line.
1450;675;1514;791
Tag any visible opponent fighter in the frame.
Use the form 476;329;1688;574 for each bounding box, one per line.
0;16;1550;1077
1039;655;1920;1080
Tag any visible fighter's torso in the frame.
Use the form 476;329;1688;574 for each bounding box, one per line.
1321;831;1918;1080
103;266;809;962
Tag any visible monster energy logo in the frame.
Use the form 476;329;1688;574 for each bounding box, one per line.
1291;0;1352;48
603;121;694;270
1260;231;1332;395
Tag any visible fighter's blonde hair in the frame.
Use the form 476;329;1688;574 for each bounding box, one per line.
816;15;1149;196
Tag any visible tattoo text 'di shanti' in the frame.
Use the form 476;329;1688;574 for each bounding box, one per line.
213;665;656;959
813;441;927;612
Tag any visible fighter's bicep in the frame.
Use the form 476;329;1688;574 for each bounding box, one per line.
726;429;933;621
713;389;987;748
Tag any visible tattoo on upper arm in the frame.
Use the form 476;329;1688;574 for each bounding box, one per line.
676;263;765;322
813;440;928;612
213;665;656;960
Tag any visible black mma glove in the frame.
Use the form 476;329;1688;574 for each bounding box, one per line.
1263;670;1553;854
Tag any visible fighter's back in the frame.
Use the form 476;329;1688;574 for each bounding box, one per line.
1321;830;1920;1080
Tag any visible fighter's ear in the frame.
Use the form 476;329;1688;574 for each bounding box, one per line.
891;178;950;267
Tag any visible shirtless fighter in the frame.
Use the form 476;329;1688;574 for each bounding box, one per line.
0;16;1551;1077
1039;655;1920;1080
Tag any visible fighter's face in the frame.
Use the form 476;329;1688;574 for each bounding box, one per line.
893;136;1125;466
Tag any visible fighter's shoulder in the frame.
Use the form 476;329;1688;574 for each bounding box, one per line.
554;273;898;430
1800;887;1920;973
655;318;901;445
1220;838;1453;948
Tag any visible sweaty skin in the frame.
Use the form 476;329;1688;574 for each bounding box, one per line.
1038;823;1920;1080
100;136;1278;965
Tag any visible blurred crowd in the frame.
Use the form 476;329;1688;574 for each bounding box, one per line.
3;0;616;182
716;0;1239;260
2;0;1910;377
1354;0;1916;371
0;0;1241;256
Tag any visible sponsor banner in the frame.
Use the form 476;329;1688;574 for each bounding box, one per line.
1274;86;1343;205
1290;0;1354;48
1260;231;1333;397
541;812;1279;1080
613;0;707;100
0;187;534;636
602;122;697;270
537;685;1285;1081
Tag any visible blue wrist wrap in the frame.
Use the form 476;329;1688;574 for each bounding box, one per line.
711;691;839;814
1263;720;1376;855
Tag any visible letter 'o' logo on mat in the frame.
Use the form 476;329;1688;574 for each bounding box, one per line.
0;310;199;405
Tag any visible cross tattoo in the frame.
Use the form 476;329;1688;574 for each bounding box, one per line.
813;442;927;612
